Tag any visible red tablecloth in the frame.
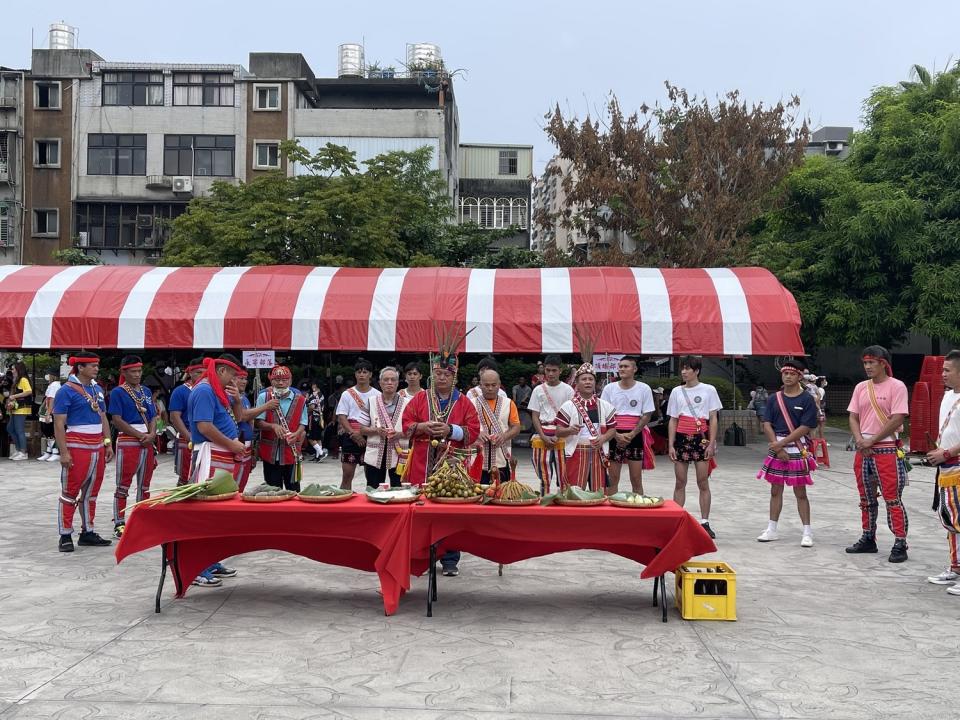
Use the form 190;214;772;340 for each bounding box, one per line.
115;495;412;615
409;500;715;579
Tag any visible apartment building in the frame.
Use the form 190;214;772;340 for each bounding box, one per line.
457;142;532;248
0;68;24;261
11;29;461;265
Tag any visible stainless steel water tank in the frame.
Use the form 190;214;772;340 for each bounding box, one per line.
49;22;77;50
338;43;365;77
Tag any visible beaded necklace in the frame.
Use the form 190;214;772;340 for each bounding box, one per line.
428;387;455;422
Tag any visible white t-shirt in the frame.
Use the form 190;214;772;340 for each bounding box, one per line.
666;382;723;420
528;381;574;424
600;380;655;431
335;386;381;424
44;381;62;400
939;389;960;451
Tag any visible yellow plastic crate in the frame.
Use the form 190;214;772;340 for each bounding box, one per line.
675;561;737;621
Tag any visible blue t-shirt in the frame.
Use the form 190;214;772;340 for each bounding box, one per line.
168;383;192;431
53;381;106;426
238;395;254;443
763;391;818;436
187;381;239;445
108;385;157;426
256;388;308;426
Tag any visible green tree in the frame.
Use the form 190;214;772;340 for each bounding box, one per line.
162;142;535;269
754;62;960;348
53;248;101;265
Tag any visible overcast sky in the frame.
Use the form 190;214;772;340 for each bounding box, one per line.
5;1;960;172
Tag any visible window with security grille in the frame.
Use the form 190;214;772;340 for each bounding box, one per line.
0;205;8;246
498;150;518;175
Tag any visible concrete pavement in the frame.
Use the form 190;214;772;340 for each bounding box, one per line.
0;428;957;719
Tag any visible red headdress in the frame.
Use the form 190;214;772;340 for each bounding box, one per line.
269;365;291;380
196;356;243;408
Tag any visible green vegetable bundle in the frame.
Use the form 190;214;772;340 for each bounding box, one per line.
127;470;238;511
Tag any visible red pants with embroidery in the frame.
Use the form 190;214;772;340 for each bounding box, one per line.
58;432;106;535
854;447;908;539
563;445;608;493
174;437;192;485
113;434;155;525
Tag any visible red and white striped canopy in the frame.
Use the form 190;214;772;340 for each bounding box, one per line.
0;265;803;355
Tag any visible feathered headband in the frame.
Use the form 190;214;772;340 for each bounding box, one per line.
430;322;475;375
573;325;596;379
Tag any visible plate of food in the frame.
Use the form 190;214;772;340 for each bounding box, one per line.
607;492;665;508
297;484;354;503
242;483;297;502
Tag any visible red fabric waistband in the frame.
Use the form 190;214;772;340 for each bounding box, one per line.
677;415;705;435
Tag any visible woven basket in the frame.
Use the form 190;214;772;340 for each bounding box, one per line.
429;495;482;504
555;497;607;507
608;497;665;509
490;497;540;506
297;493;354;504
241;493;296;503
194;491;238;502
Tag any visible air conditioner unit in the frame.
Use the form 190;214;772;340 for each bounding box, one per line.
136;215;154;229
77;231;88;247
172;176;193;193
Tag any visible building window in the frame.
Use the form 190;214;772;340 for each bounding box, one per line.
163;135;235;176
32;209;58;237
0;134;8;177
459;197;480;225
87;134;147;175
479;198;495;228
172;73;235;106
254;84;281;111
0;204;9;246
498;150;518;175
254;141;280;169
75;202;186;249
34;81;61;109
34;139;60;168
102;72;164;106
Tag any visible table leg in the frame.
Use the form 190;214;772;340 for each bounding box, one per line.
169;542;184;597
660;575;668;623
652;574;659;607
427;543;437;617
498;563;503;576
155;542;168;613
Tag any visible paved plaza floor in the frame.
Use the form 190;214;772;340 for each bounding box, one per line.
1;428;957;719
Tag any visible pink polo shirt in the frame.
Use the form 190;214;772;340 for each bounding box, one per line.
847;377;909;439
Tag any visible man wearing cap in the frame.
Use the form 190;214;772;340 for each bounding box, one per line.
108;355;158;538
846;345;910;562
555;361;618;492
168;358;204;486
255;365;308;492
53;353;115;552
402;338;480;577
186;354;245;587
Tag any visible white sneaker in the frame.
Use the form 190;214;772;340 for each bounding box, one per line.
947;584;960;596
10;451;26;461
37;452;50;461
801;534;814;548
927;570;960;585
757;528;779;542
47;452;61;462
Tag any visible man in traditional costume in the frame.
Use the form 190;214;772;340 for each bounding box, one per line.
528;354;573;495
186;354;245;586
361;366;412;487
471;368;522;485
402;333;480;576
336;358;381;490
925;350;960;594
109;355;157;538
53;353;114;552
755;358;817;547
600;355;655;495
846;345;910;562
667;355;722;538
554;361;617;493
255;365;308;492
233;368;280;491
168;357;204;485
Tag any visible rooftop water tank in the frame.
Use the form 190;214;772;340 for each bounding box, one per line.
338;43;365;77
406;43;442;70
49;22;77;50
